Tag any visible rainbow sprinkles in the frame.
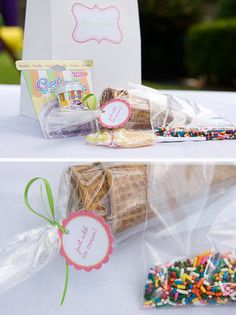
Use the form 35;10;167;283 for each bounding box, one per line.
144;251;236;308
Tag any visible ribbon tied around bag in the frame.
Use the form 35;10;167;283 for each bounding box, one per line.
24;177;69;305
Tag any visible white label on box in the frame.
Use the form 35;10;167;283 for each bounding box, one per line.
72;3;123;44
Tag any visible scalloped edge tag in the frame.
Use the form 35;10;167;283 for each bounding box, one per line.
58;210;113;272
98;98;132;129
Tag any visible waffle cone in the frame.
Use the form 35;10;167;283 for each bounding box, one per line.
67;163;236;236
150;164;236;212
105;164;148;233
69;163;110;216
212;165;236;185
100;88;151;130
68;163;148;234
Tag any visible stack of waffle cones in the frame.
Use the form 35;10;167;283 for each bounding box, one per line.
66;163;236;236
100;88;152;130
68;163;148;235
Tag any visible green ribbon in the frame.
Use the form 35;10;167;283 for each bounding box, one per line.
82;93;97;111
24;177;69;305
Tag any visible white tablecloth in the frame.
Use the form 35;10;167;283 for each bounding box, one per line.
1;85;236;159
0;162;235;315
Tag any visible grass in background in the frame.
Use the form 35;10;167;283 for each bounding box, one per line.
0;52;20;84
0;52;196;89
0;53;232;91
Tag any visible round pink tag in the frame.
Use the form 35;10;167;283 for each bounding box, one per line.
98;98;132;129
59;210;113;272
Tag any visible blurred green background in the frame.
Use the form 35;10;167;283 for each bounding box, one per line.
0;0;236;90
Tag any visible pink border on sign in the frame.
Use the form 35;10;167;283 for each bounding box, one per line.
98;98;132;129
71;3;123;44
59;210;113;272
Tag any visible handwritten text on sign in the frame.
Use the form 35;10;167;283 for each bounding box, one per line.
59;210;113;271
98;99;132;129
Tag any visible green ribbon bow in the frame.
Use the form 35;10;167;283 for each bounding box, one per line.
24;177;69;305
82;93;97;111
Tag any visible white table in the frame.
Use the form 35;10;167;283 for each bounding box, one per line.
0;85;236;160
0;162;235;315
